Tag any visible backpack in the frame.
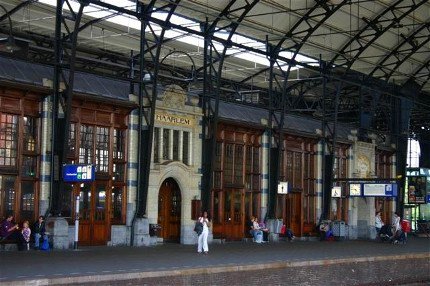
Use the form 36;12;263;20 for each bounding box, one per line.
194;221;203;235
40;236;49;251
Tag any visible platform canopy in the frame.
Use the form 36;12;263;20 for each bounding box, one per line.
0;0;429;139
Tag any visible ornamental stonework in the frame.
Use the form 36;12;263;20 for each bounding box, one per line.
162;84;187;109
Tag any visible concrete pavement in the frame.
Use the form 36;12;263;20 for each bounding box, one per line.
0;237;429;285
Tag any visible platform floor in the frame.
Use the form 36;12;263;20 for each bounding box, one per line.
0;237;429;285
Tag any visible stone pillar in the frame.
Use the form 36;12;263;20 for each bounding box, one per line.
159;127;164;161
316;140;324;221
179;130;183;162
261;129;269;220
39;96;52;216
127;96;139;245
132;217;150;246
168;129;173;160
188;131;193;166
357;198;376;239
45;217;69;249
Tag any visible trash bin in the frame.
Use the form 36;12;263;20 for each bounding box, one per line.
331;220;346;240
149;224;161;237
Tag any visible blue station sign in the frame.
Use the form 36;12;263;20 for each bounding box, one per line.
363;183;398;197
63;164;95;182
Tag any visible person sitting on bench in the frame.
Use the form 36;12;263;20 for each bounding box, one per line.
0;214;20;241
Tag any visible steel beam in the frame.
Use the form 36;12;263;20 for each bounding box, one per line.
201;0;259;214
50;0;88;216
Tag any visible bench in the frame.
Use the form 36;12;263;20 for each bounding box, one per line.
0;238;18;251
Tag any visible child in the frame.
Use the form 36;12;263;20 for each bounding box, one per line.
21;220;31;251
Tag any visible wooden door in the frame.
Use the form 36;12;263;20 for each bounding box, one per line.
286;192;302;236
78;183;91;245
223;189;244;240
92;184;108;245
77;183;109;245
158;179;181;242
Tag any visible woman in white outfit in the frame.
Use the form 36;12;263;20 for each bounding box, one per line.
197;211;210;254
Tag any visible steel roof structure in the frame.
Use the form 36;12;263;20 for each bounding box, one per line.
1;0;429;216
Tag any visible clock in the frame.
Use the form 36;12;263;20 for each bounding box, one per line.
349;183;361;196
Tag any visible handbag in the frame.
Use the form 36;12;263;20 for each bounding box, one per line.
194;221;203;235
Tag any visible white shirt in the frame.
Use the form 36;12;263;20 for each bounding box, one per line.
375;215;384;228
198;217;209;233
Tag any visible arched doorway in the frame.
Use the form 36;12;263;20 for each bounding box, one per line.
158;178;181;242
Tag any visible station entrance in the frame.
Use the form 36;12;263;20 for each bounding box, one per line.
158;178;181;242
77;182;110;245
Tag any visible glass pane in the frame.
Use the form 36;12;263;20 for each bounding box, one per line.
22;156;37;177
21;181;34;220
111;187;122;221
294;152;302;188
0;176;16;218
79;125;94;164
286;151;293;182
182;131;189;165
253;147;260;173
0;114;18;167
215;142;222;169
234;191;241;222
173;130;179;161
95;185;106;221
68;123;76;157
113;129;125;160
96;127;110;172
245;146;252;173
224;144;234;184
61;184;73;219
163;129;170;160
79;184;91;220
113;163;125;182
234;145;243;185
153;127;159;163
23;116;37;152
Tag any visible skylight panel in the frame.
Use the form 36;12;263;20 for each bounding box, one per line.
36;0;317;71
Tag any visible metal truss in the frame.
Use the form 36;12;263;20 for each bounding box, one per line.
132;0;182;219
50;0;90;216
330;0;427;70
369;22;430;81
201;0;259;212
0;0;35;23
265;0;348;219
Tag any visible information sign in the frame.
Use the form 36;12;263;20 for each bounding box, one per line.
331;186;341;198
363;183;397;197
63;164;95;182
277;182;289;194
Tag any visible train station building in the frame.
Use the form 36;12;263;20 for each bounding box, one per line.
0;0;429;248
